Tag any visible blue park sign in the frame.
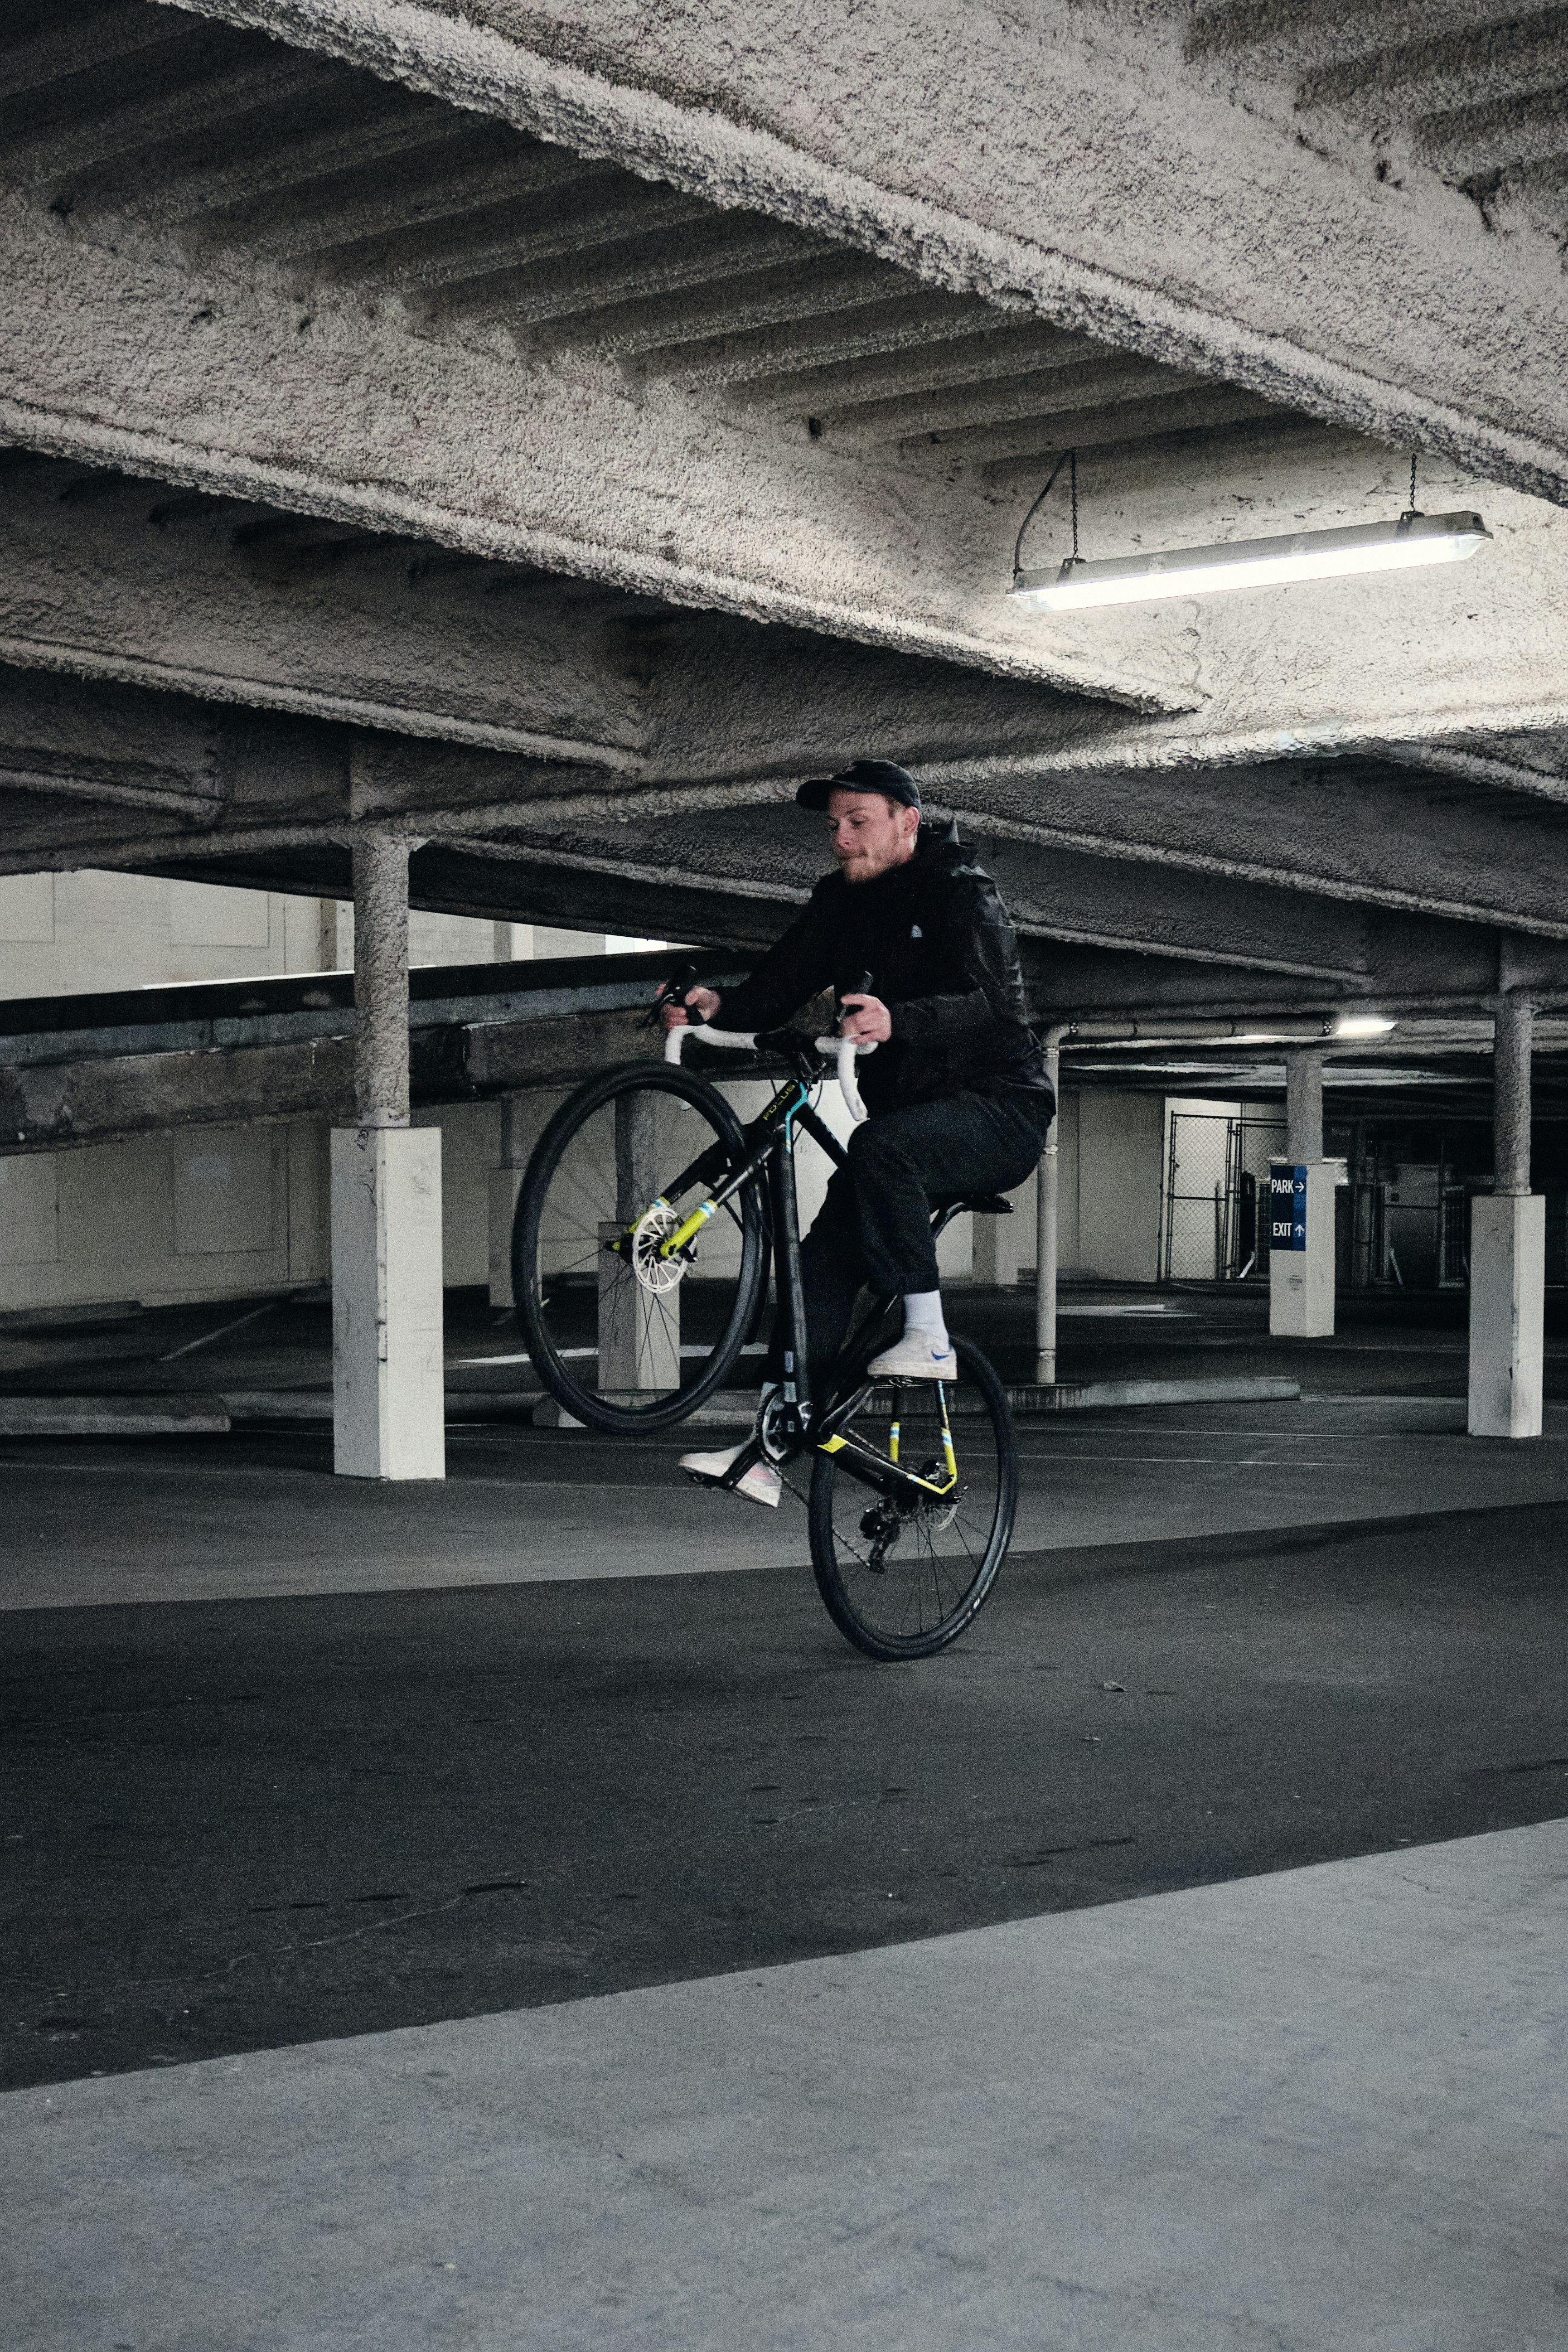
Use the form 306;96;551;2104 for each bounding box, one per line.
1269;1163;1308;1252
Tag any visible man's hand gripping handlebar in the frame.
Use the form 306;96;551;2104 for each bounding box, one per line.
655;970;877;1125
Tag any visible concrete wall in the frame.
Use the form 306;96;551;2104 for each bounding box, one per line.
1072;1092;1164;1284
0;1122;327;1311
0;870;614;1001
0;874;619;1313
0;870;332;996
952;1088;1161;1288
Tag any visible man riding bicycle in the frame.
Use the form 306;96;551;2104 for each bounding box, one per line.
663;758;1054;1506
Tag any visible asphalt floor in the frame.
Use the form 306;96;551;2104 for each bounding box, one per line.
4;1286;1566;2347
5;1451;1567;2093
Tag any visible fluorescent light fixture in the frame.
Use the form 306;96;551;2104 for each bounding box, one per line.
1012;510;1490;612
1334;1014;1397;1038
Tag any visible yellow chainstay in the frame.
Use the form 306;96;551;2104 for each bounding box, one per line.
818;1386;957;1498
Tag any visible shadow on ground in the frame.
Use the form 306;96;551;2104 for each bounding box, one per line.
5;1497;1567;2089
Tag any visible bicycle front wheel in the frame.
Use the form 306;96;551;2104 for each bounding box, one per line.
809;1334;1017;1661
514;1061;767;1434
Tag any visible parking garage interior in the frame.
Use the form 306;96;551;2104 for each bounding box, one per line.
3;3;1568;2346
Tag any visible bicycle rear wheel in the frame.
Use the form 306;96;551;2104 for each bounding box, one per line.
808;1334;1017;1661
514;1061;767;1434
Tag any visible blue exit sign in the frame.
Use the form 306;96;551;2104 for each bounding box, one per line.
1269;1164;1307;1252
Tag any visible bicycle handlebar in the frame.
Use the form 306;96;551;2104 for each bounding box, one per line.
662;1022;875;1124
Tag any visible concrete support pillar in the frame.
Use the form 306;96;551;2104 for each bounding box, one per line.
1286;1049;1324;1164
488;1095;538;1310
1469;992;1542;1439
351;833;411;1129
597;1090;677;1396
1034;1035;1062;1385
1269;1162;1335;1336
331;831;444;1479
332;1127;445;1479
973;1211;1021;1286
1270;1051;1334;1338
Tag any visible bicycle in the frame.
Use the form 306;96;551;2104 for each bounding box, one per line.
511;988;1019;1660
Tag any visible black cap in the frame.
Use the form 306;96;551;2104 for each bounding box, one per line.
795;758;923;814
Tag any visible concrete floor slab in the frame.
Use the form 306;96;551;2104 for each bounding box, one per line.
7;1504;1568;2087
7;1400;1568;1609
4;1821;1564;2352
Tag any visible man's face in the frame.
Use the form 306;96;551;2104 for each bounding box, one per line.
826;788;919;884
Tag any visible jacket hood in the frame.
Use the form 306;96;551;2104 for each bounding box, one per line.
914;815;965;860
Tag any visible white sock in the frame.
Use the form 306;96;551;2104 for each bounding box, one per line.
902;1289;949;1351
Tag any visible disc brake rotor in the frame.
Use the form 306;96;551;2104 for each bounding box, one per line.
916;1456;962;1532
630;1201;688;1294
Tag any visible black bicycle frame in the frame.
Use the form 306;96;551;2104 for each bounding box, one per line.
672;1053;964;1508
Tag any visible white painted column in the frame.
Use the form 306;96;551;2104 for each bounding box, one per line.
597;1089;679;1396
1034;1033;1062;1385
1469;990;1542;1439
1270;1049;1335;1339
331;831;445;1480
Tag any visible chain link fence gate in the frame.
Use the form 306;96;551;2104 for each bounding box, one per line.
1162;1110;1286;1282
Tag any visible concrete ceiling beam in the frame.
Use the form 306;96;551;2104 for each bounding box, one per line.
1417;89;1568;181
1;31;335;185
1187;2;1500;73
0;1003;664;1151
1300;16;1568;123
0;454;650;768
8;469;1568;948
366;177;719;304
977;389;1288;481
471;213;835;332
197;125;598;264
164;0;1568;501
941;759;1568;941
826;355;1202;452
78;81;458;230
539;251;909;359
722;320;1092;413
0;3;199;102
0;206;1188;712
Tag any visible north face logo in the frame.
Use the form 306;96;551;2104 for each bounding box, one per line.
910;924;922;938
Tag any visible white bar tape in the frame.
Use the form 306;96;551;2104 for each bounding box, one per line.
663;1023;757;1064
662;1021;875;1122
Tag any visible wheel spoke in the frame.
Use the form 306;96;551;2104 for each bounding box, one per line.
812;1352;1014;1658
516;1071;764;1430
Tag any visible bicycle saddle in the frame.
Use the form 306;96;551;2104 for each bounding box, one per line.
935;1192;1014;1217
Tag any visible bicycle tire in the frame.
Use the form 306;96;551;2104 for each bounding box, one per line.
514;1059;767;1434
808;1333;1017;1661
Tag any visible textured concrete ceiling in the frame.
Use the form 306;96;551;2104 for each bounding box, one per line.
2;0;1566;1018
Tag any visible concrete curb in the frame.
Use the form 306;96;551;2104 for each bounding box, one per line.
1015;1376;1301;1411
221;1392;333;1422
1;1375;1301;1438
535;1374;1303;1429
0;1395;230;1436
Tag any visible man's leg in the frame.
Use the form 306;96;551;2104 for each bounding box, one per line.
762;1160;869;1395
849;1093;1050;1374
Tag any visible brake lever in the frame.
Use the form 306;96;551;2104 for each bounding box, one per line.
642;959;700;1031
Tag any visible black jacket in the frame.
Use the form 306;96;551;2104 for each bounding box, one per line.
716;825;1052;1117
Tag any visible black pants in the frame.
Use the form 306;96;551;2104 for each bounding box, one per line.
767;1088;1053;1388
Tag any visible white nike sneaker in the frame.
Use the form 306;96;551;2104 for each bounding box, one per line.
866;1333;959;1381
679;1441;782;1507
